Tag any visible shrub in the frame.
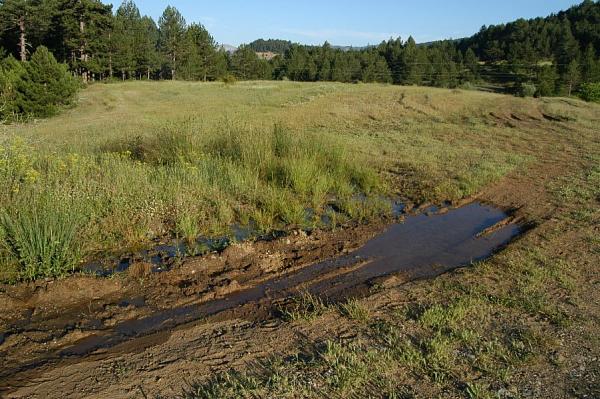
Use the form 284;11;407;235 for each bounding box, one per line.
0;47;78;120
460;82;477;91
579;83;600;103
519;82;537;97
221;74;237;85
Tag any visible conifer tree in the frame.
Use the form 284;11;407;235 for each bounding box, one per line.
137;16;159;80
113;0;141;80
57;0;112;82
464;48;479;82
581;44;599;83
0;0;55;61
158;6;186;80
536;64;559;96
14;46;77;116
402;36;420;84
181;23;219;81
562;59;581;96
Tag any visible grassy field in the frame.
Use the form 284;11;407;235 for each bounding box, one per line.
0;81;598;398
0;80;596;282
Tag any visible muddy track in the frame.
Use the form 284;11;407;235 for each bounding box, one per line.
0;202;522;397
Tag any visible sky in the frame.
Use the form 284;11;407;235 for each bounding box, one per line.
105;0;582;47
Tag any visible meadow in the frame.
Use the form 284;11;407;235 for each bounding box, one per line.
1;80;598;399
0;80;595;281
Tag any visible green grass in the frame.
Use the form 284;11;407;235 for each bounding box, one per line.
339;298;371;322
277;292;328;322
0;192;84;281
1;80;597;281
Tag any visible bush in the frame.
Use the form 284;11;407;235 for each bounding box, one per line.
221;74;237;86
579;83;600;103
460;82;477;91
519;82;537;97
0;46;78;120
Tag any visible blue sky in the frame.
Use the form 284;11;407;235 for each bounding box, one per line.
105;0;581;46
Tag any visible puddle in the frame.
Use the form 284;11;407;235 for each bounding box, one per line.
0;202;523;384
80;198;399;277
59;204;520;355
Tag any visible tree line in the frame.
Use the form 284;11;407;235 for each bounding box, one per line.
1;0;599;100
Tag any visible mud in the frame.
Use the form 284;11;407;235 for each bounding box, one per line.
0;202;522;395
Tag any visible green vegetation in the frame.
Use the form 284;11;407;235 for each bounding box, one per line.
0;46;78;120
580;82;600;102
1;80;564;281
0;193;84;281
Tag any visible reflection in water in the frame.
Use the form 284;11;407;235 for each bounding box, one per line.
63;202;520;358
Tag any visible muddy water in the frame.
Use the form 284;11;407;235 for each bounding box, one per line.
0;202;522;386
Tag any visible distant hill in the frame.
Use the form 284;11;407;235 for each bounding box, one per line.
418;38;463;47
247;39;292;54
331;45;374;51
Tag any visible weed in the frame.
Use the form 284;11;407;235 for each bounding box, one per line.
278;292;328;321
339;298;371;322
176;212;200;244
465;381;492;399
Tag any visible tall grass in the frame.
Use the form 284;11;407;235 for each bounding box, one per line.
0;119;385;281
0;193;84;281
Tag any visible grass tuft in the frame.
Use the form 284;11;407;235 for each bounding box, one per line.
0;193;84;280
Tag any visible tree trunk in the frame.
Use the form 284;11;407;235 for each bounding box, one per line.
172;54;176;80
147;68;150;80
80;20;88;83
122;70;125;81
18;16;26;61
108;32;113;78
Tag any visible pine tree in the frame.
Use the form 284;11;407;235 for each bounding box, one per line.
181;23;218;81
113;0;141;80
230;45;270;80
137;16;159;80
14;46;78;116
581;44;599;83
562;59;581;96
316;42;332;81
331;52;351;82
536;64;559;96
402;36;420;85
0;55;26;118
158;6;185;80
56;0;113;82
464;48;479;82
0;0;55;61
